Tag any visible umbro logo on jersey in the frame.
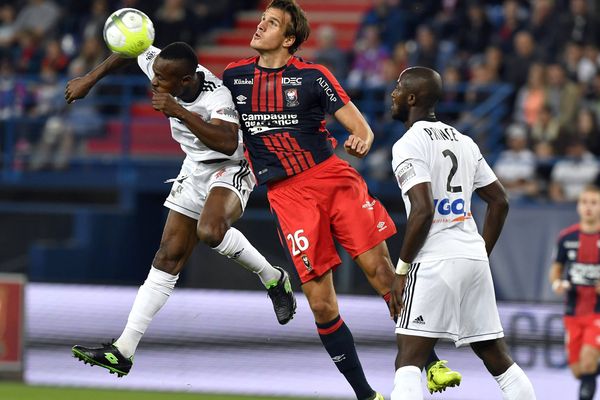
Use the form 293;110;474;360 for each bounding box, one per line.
234;78;254;85
362;200;376;210
236;95;247;104
331;354;346;363
377;221;387;232
413;315;426;325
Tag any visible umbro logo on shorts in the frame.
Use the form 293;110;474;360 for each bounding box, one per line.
413;315;426;325
331;354;346;363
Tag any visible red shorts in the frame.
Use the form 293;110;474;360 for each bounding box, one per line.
564;314;600;365
267;155;396;283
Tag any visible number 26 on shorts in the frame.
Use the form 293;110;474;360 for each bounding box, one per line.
286;229;310;256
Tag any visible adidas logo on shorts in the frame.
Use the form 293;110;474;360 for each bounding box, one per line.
413;315;426;325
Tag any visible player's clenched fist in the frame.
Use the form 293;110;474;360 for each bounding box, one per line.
152;92;182;118
65;76;94;104
344;134;370;158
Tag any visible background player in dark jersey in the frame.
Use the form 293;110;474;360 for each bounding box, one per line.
222;1;459;398
550;185;600;400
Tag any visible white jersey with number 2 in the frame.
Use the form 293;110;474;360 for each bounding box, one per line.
391;119;497;263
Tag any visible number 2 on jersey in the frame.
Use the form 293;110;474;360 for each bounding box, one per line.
287;229;309;256
442;149;462;193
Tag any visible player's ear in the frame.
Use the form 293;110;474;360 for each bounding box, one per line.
283;35;296;51
407;93;416;106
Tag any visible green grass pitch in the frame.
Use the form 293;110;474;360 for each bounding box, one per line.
0;383;317;400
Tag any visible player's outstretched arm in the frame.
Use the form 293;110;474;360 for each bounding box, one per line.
65;53;135;103
475;180;509;256
334;102;374;158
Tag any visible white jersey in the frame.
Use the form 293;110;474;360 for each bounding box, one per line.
137;46;244;162
391;119;497;262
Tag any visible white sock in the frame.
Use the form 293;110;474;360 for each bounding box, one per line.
213;227;281;287
391;365;423;400
113;266;178;358
493;363;536;400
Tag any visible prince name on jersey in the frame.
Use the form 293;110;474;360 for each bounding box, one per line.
223;56;350;184
391;118;498;263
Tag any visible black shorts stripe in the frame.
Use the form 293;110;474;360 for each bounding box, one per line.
231;160;250;191
401;263;420;329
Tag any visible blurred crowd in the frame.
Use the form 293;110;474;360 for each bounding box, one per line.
0;0;254;170
313;0;600;202
3;0;600;203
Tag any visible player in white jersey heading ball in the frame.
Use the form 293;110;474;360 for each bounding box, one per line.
387;66;536;399
64;42;296;377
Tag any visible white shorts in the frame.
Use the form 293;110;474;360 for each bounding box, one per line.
164;157;256;220
395;258;504;347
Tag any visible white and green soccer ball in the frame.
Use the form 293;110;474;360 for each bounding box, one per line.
103;8;155;58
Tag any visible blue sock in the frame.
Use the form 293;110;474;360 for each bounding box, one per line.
317;315;374;400
580;374;596;400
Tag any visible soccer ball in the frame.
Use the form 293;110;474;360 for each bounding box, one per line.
103;8;155;58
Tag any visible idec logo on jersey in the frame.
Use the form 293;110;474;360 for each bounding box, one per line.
433;198;472;223
282;77;302;86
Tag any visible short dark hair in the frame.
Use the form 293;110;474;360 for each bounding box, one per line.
267;0;310;54
158;42;198;75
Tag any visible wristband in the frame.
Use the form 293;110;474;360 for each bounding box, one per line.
551;279;561;291
395;259;410;275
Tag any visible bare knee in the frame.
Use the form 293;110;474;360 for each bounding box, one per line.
197;218;229;248
308;299;339;323
580;351;600;375
153;239;190;275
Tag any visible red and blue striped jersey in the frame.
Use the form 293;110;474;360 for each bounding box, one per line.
222;56;350;184
555;223;600;316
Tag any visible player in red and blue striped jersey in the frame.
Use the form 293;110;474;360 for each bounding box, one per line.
223;1;460;398
550;185;600;400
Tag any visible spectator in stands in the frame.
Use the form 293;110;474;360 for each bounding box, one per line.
531;103;560;158
563;41;596;86
41;39;69;75
9;0;61;42
359;0;414;51
438;64;463;122
570;108;600;156
30;37;106;170
529;0;560;58
493;122;539;199
513;62;547;127
313;25;348;79
546;62;581;130
456;2;493;58
407;24;443;71
153;0;198;49
492;0;527;54
549;136;599;202
347;24;390;88
0;4;16;50
558;0;599;49
504;30;538;91
14;29;44;75
81;0;109;40
484;44;506;84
